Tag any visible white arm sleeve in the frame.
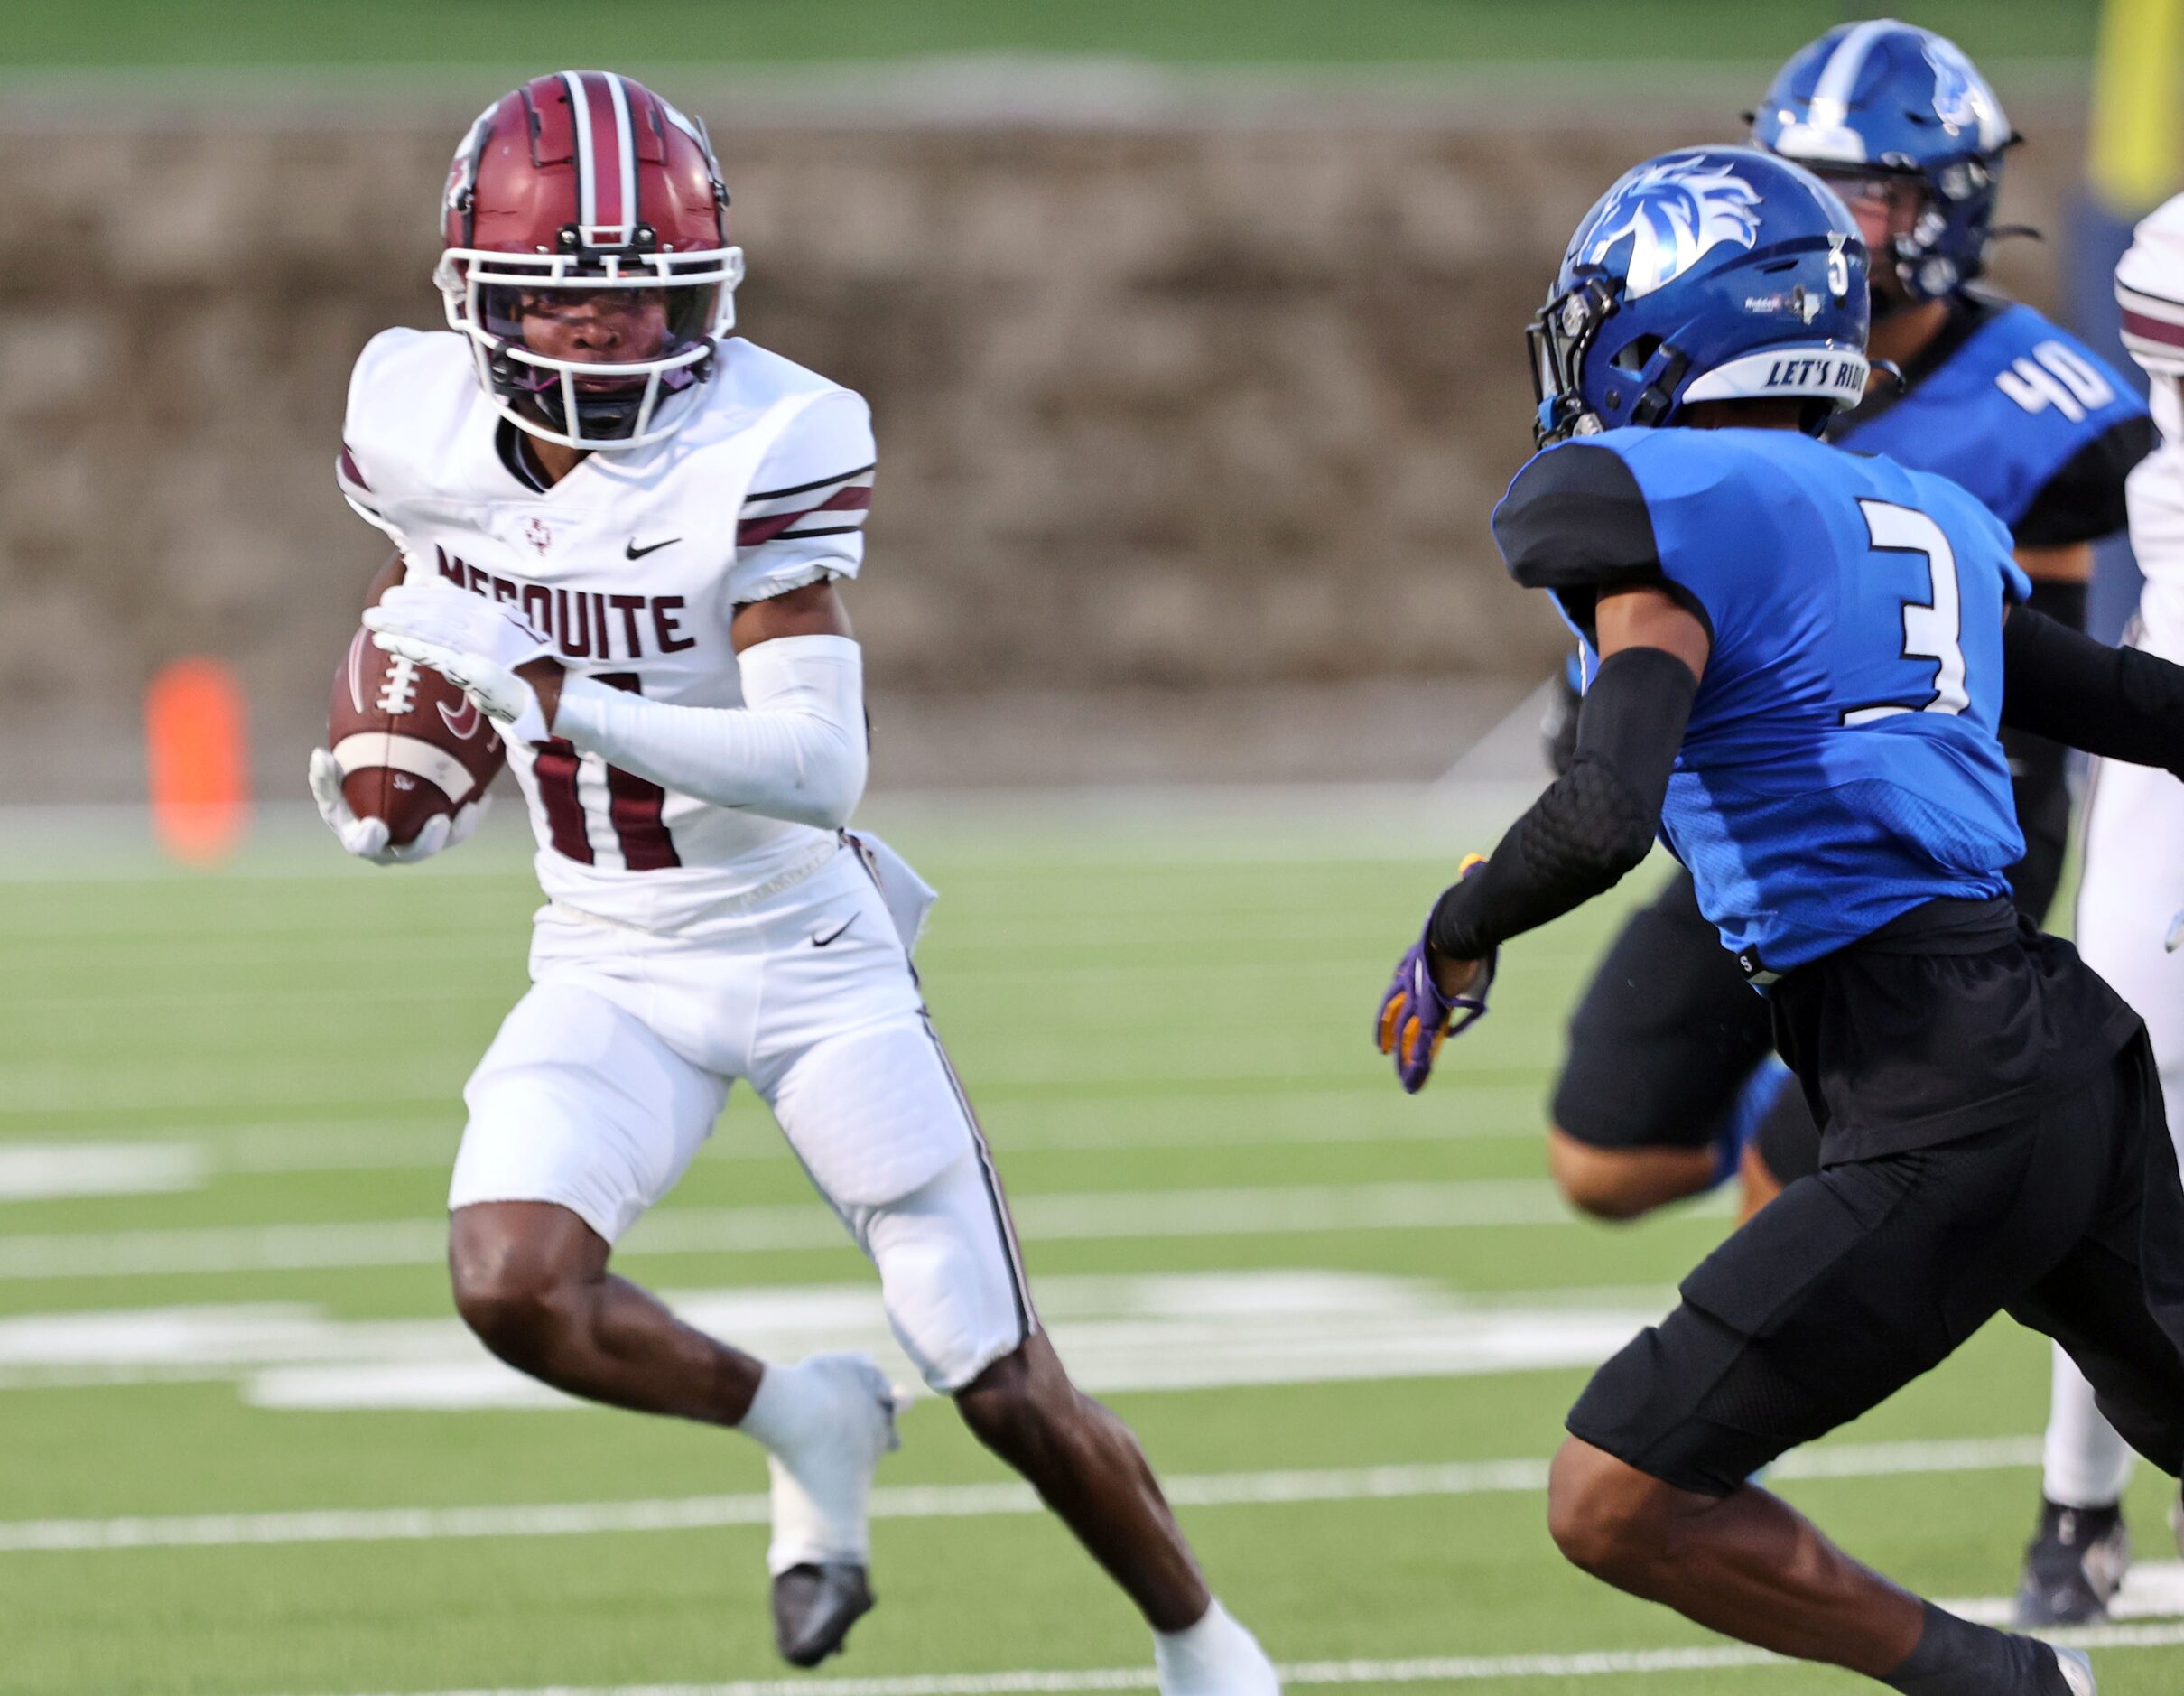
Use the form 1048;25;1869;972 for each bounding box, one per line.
552;635;868;830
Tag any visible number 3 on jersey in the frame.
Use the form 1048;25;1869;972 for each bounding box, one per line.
1841;499;1969;726
532;673;680;871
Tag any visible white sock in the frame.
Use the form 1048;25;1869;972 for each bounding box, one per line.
737;1359;814;1452
736;1356;897;1576
2043;1342;2134;1510
1155;1599;1278;1696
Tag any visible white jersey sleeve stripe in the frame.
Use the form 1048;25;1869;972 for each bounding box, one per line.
604;71;637;239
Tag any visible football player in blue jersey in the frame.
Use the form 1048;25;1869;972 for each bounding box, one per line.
1540;23;2153;1231
1529;23;2158;1620
1757;22;2159;1623
1377;144;2184;1696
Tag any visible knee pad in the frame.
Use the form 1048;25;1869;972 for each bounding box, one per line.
855;1154;1031;1393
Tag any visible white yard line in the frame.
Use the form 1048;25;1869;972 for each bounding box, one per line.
290;1623;2184;1696
0;1181;1628;1281
0;1437;2042;1554
0;1142;203;1199
0;1099;1545;1182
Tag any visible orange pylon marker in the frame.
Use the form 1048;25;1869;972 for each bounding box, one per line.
145;658;250;866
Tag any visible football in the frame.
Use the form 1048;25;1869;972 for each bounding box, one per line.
327;625;507;847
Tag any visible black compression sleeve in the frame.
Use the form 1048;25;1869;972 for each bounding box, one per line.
1427;646;1696;960
2002;607;2184;777
2022;578;2087;632
1996;581;2086;925
2012;414;2155;548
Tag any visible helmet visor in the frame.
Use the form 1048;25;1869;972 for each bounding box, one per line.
479;281;720;390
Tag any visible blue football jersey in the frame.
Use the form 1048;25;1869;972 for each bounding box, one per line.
1832;298;2147;542
1494;427;2031;974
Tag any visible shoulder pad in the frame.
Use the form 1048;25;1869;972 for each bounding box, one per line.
341;330;478;504
1492;442;1661;591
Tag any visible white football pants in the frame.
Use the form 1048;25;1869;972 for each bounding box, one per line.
2043;750;2184;1507
449;841;1036;1393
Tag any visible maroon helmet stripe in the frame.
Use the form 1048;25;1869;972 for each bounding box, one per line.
2123;305;2184;350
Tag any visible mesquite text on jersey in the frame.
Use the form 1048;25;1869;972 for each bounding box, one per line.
432;549;698;660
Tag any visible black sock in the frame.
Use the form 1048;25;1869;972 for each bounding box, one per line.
1882;1601;2068;1696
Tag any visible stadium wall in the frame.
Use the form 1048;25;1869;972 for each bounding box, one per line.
0;114;2084;795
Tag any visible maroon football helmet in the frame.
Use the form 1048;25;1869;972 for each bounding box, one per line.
435;70;745;450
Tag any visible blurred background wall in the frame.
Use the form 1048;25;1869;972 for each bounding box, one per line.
0;2;2149;801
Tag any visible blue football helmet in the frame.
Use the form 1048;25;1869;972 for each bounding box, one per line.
1529;145;1871;446
1752;20;2016;301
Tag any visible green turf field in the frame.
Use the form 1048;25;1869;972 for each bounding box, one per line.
0;1;2104;70
1;803;2179;1696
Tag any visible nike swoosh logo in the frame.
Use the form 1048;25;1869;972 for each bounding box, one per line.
625;536;679;560
812;918;854;948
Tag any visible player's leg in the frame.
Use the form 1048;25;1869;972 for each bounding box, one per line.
761;999;1276;1692
450;1199;760;1421
2019;754;2184;1620
1547;1073;2138;1691
1549;870;1779;1219
2023;1335;2134;1626
449;979;755;1416
451;976;901;1667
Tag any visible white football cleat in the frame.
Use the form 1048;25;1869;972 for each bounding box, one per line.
2054;1645;2098;1696
748;1352;901;1666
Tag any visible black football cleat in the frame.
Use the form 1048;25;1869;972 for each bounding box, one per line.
772;1561;875;1667
2013;1498;2131;1627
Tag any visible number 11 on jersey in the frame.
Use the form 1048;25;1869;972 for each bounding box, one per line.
532;673;680;870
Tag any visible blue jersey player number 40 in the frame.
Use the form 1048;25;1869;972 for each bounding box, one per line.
1376;142;2184;1696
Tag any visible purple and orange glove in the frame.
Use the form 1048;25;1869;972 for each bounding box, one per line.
1375;853;1497;1094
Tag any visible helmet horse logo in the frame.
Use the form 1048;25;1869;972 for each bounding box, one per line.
1585;156;1763;299
1922;38;1996;139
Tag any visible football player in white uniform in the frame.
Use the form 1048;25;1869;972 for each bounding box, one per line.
310;70;1278;1691
2025;192;2184;1598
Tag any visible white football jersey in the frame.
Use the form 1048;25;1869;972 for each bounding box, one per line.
338;328;876;929
2117;193;2184;658
2126;378;2184;660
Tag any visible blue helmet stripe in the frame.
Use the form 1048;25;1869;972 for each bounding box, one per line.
1809;19;1895;130
1778;18;1895;165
